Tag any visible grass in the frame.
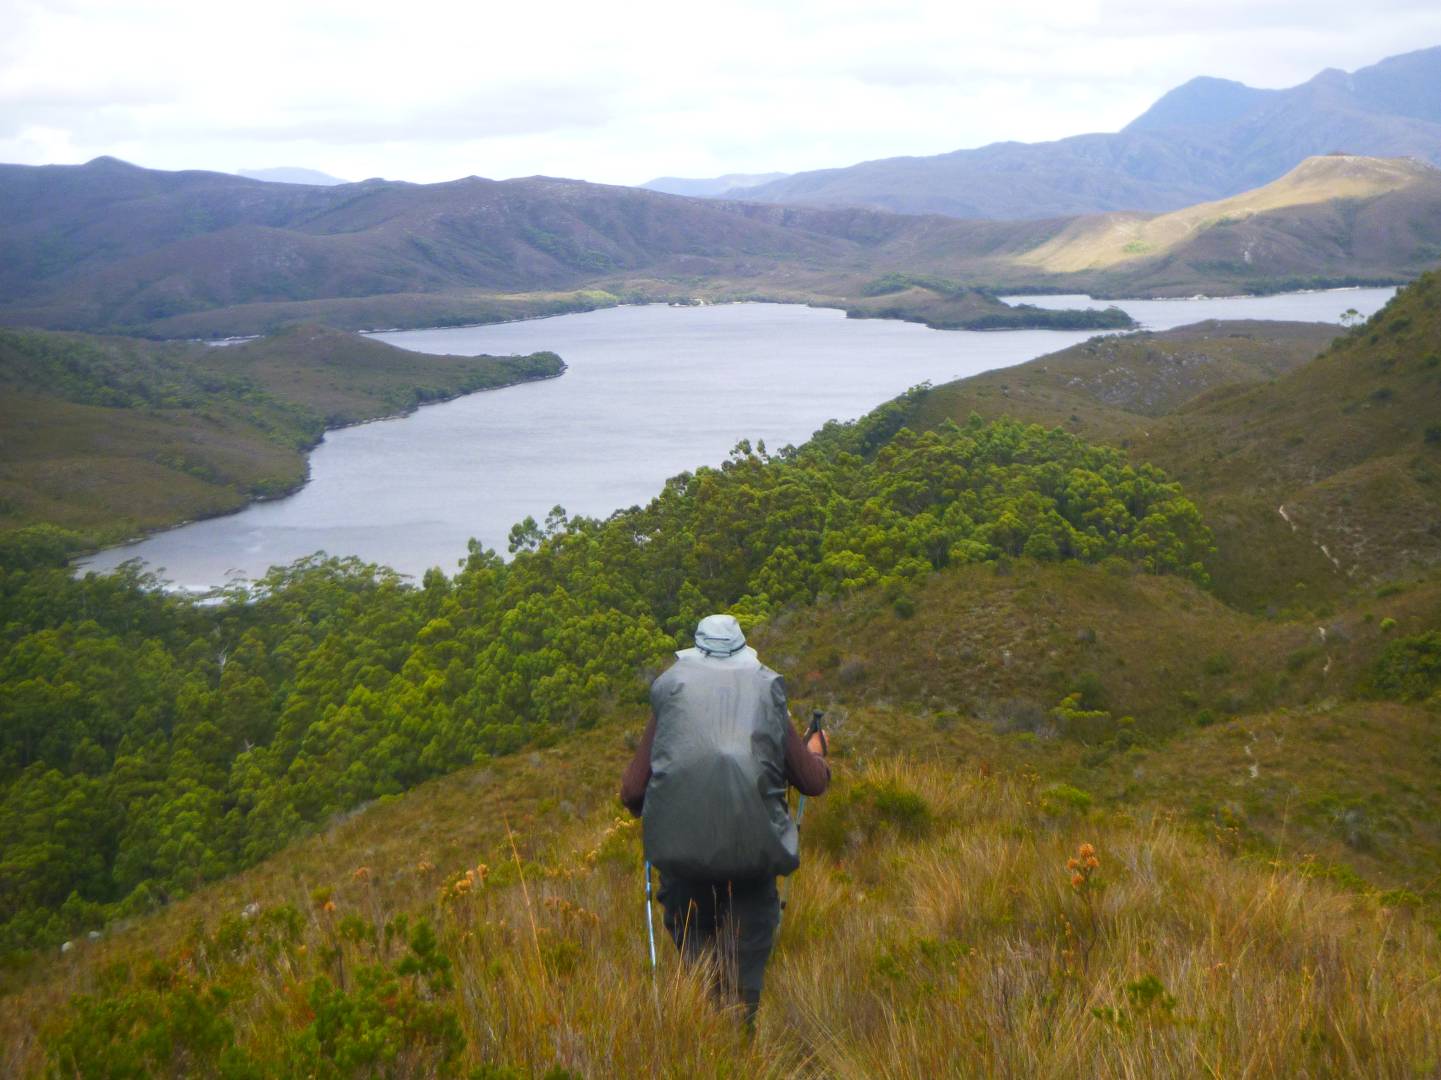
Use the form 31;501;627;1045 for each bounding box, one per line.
1016;155;1433;274
10;745;1441;1076
2;552;1438;1074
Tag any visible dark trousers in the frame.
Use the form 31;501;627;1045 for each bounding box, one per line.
657;873;780;1021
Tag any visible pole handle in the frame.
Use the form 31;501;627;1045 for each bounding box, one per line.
806;708;827;756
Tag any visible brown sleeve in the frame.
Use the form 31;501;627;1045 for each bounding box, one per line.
784;719;831;796
619;713;658;817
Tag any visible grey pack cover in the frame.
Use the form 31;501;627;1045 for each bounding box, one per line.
643;648;799;880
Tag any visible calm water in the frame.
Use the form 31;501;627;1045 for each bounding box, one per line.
81;289;1396;588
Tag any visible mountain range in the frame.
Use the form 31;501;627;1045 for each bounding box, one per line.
728;46;1441;219
1;150;1438;337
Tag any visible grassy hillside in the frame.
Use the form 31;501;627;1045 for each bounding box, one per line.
1139;275;1441;598
0;325;562;539
1017;156;1438;273
4;587;1439;1074
915;271;1441;609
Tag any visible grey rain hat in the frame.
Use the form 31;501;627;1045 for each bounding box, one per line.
694;613;747;656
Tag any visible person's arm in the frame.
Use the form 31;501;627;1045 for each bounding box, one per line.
619;713;658;816
784;718;830;795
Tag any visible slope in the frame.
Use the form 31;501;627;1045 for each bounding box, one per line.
1017;155;1438;273
734;46;1441;219
0;325;562;539
4;563;1439;1075
1141;272;1441;598
917;272;1441;609
0;158;1063;336
3;294;1441;1074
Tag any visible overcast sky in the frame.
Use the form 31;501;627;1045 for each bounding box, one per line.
3;0;1440;187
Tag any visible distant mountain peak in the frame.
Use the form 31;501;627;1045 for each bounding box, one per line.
641;172;791;198
237;167;348;187
1122;75;1272;132
84;155;142;170
731;44;1441;220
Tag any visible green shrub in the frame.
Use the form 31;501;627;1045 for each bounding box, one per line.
1040;783;1093;816
809;780;934;855
1364;631;1441;702
1202;653;1234;676
1051;693;1114;743
1070;672;1107;711
45;962;263;1080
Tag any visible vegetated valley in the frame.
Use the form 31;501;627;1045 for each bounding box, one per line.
2;269;1440;1075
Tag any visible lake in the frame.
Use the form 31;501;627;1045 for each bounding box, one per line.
80;289;1397;588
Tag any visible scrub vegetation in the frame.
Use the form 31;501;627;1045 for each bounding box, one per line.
1;267;1440;1075
0;408;1211;963
0;324;563;539
6;724;1441;1076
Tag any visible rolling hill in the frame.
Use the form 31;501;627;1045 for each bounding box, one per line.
915;269;1441;609
732;46;1441;219
1;153;1438;336
0;325;562;540
1015;155;1439;274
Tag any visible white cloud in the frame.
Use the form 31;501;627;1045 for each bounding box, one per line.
0;0;1438;184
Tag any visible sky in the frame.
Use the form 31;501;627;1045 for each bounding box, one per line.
3;0;1441;187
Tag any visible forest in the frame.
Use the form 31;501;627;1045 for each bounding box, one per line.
0;390;1214;958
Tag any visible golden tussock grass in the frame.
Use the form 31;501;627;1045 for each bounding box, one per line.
30;757;1441;1076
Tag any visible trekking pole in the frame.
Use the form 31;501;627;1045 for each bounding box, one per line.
644;859;658;972
779;709;825;930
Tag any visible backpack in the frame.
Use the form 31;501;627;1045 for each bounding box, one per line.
642;649;800;880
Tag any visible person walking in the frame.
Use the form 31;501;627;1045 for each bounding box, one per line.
620;613;830;1026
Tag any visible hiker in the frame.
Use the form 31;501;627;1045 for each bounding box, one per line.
620;613;830;1025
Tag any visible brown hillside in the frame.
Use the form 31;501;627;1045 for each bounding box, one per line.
916;274;1441;607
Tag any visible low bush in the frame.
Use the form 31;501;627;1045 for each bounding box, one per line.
809;779;934;856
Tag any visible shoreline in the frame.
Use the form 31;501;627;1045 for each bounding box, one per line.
85;277;1416;345
70;361;567;581
67;285;1399;586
